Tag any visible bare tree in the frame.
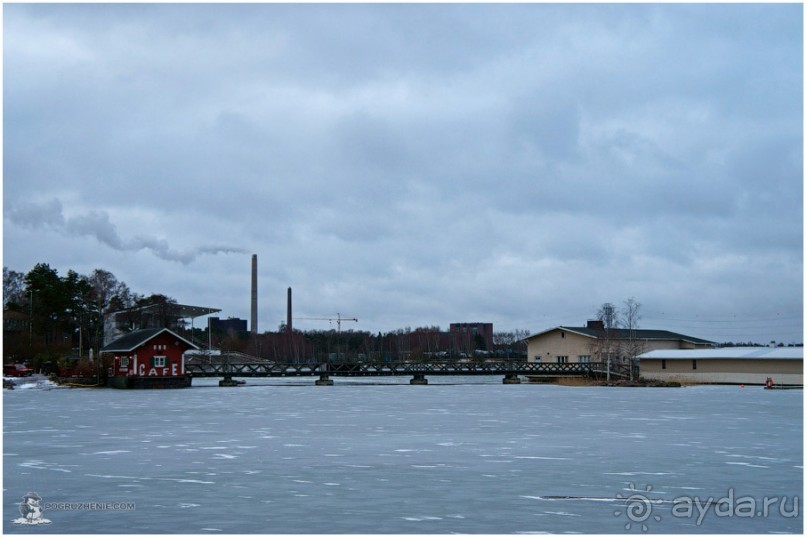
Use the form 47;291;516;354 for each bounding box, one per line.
593;300;644;379
493;331;516;357
492;330;529;358
3;267;26;307
621;297;641;334
620;297;643;380
87;269;120;311
592;302;618;369
513;329;531;341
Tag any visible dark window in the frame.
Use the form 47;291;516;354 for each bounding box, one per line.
692;359;697;370
662;359;666;370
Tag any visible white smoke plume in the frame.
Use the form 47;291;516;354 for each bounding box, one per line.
7;198;248;264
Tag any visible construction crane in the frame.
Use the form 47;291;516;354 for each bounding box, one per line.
294;313;358;336
295;313;358;367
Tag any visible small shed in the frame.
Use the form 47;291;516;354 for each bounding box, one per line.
639;347;803;386
101;328;198;389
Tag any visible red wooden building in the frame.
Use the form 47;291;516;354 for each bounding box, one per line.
102;328;198;389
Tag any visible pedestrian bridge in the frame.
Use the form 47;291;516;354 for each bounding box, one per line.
184;356;631;386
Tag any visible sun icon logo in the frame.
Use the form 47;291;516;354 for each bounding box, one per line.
613;483;662;532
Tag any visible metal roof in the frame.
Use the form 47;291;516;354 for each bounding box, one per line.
639;347;803;361
110;303;220;320
525;326;714;345
101;328;199;353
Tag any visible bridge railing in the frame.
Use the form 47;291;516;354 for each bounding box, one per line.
184;360;620;378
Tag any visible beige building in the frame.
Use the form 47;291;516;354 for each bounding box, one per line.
524;320;714;365
639;347;803;386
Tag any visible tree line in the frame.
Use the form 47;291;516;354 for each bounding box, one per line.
3;263;174;366
3;263;531;369
238;326;530;364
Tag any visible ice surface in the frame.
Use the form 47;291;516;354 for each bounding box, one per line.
3;377;803;534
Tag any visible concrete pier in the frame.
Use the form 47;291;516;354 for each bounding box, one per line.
219;377;240;387
315;374;334;386
410;373;428;385
503;373;522;384
315;363;333;385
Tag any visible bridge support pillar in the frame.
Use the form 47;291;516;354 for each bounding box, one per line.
503;373;521;384
315;374;334;386
410;373;428;385
219;376;239;387
315;362;333;385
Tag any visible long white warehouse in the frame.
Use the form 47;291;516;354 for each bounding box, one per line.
639;347;803;386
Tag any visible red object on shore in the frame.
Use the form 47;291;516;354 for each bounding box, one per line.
3;364;33;377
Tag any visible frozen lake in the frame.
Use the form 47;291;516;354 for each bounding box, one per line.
3;377;803;534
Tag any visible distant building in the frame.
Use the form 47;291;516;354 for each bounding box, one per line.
3;309;31;362
639;347;803;386
450;322;494;352
102;327;198;389
3;309;29;334
210;317;248;333
524;320;714;364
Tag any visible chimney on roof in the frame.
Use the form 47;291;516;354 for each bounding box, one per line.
587;319;604;330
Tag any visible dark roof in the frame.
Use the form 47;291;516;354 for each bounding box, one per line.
526;326;714;345
562;326;714;345
101;328;199;353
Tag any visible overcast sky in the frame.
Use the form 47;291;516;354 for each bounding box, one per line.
4;3;803;344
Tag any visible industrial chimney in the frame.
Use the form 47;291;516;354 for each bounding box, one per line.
286;287;293;335
251;254;258;335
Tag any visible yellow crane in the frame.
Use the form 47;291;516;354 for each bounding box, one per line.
294;313;358;336
295;314;359;369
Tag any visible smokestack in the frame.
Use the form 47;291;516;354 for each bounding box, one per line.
286;287;293;335
251;254;258;335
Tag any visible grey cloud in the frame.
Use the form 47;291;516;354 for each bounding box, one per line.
3;4;802;342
